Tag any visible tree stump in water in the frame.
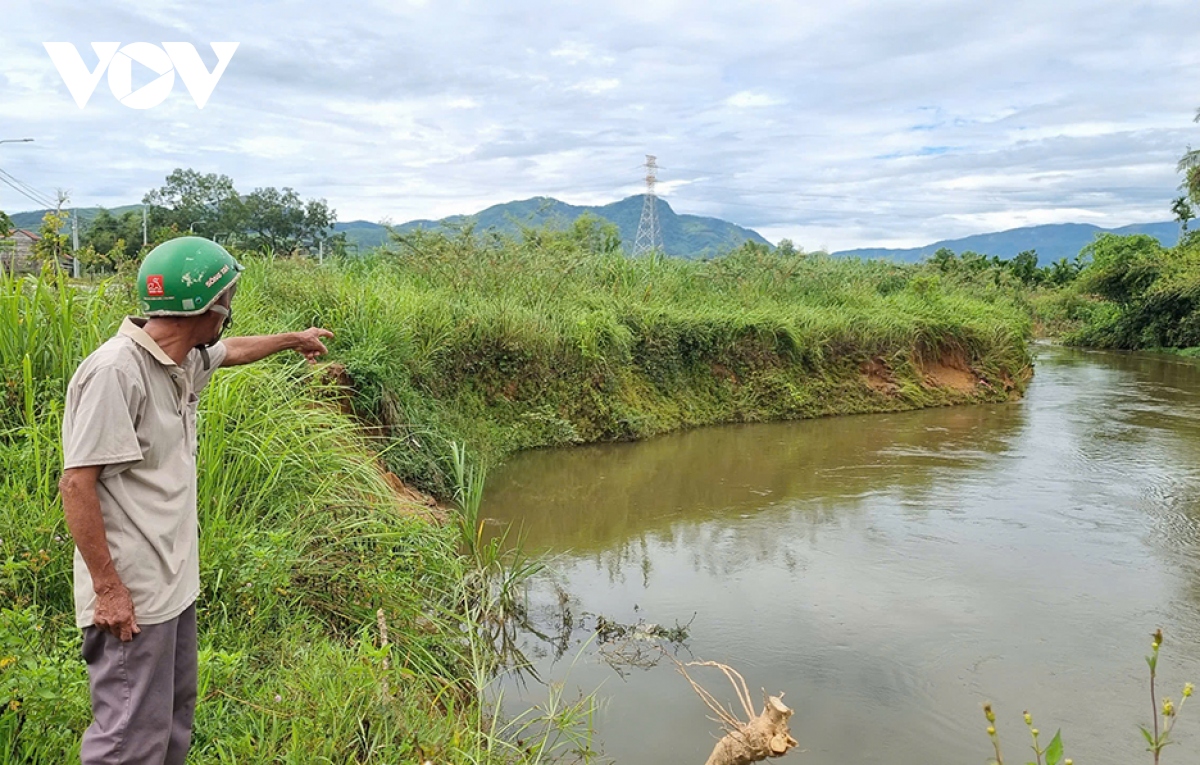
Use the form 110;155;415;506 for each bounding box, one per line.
677;660;799;765
703;694;797;765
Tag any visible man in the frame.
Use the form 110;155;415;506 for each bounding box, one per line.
58;237;333;764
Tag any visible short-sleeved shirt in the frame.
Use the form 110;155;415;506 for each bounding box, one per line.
62;317;226;628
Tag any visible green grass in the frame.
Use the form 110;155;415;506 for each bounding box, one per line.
0;227;1033;762
0;266;590;763
237;229;1032;493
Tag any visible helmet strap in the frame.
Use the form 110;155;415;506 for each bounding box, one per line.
195;303;233;371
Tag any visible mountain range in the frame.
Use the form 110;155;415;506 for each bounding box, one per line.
830;221;1183;263
6;196;1183;264
350;195;770;257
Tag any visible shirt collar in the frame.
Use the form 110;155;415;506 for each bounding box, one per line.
118;317;180;368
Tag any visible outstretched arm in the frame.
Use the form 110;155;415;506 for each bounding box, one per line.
221;327;334;367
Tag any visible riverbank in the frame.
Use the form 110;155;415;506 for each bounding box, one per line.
242;227;1034;496
0;231;1033;762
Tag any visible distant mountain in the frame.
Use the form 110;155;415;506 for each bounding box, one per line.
832;221;1183;263
8;204;144;231
336;195;771;257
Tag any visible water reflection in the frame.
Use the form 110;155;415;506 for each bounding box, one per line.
483;347;1200;765
487;399;1026;558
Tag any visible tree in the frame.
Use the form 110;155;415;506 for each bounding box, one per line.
143;169;242;239
33;209;69;266
241;186;336;253
568;213;622;255
142;170;337;255
1172;195;1195;233
929;247;957;271
0;209;14;271
1045;257;1081;287
775;238;801;258
1076;233;1164;305
81;208;147;270
959;250;992;273
1008;249;1041;286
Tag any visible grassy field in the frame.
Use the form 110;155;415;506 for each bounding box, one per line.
0;225;1032;762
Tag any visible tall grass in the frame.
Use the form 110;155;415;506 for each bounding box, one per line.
0;266;580;763
236;228;1032;493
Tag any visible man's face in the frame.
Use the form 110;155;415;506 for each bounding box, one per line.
207;285;236;343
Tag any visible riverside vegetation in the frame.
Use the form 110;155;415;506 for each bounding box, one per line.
927;106;1200;351
0;217;1035;762
922;227;1200;352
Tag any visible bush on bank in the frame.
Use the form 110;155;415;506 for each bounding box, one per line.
1063;230;1200;351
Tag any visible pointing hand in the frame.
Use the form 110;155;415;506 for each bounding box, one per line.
295;327;334;362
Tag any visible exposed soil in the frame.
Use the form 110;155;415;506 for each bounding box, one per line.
383;470;447;521
316;363;448;519
861;357;899;396
318;362;357;416
919;352;979;394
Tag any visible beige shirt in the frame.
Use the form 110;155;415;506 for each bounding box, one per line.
62;317;226;628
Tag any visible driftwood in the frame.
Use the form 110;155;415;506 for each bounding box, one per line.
677;660;799;765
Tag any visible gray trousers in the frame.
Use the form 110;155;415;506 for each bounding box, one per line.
80;603;198;765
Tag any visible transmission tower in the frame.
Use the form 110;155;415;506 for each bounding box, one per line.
632;155;663;257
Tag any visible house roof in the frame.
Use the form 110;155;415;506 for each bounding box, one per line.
1;229;40;241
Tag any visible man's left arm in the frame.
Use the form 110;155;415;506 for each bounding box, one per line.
221;327;334;367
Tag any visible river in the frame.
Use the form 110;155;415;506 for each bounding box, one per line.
482;345;1200;764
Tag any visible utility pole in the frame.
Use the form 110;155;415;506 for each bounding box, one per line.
72;210;80;278
54;189;69;272
142;205;148;247
632;155;663;257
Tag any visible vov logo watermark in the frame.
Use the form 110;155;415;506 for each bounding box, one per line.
43;42;238;109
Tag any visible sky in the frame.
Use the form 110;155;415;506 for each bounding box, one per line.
1;0;1198;251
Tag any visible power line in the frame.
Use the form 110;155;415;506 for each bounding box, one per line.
0;167;56;207
0;176;55;211
0;175;55;209
0;167;56;210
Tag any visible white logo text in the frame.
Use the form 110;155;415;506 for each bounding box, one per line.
43;42;239;109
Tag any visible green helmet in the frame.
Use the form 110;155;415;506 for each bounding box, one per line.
137;237;244;316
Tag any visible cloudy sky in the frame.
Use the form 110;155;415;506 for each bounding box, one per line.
1;0;1198;250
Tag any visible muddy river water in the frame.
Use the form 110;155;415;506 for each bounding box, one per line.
483;345;1200;764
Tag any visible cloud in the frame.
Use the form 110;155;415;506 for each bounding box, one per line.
0;0;1198;249
568;78;620;94
725;90;784;109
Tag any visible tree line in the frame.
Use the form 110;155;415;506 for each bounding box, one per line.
0;168;343;271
